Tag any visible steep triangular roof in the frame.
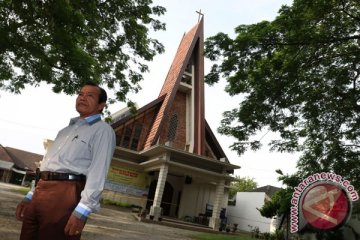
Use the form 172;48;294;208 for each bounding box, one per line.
143;18;205;154
111;18;234;165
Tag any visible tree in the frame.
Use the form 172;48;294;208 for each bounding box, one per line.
258;171;301;218
0;0;165;105
204;0;360;189
229;176;258;199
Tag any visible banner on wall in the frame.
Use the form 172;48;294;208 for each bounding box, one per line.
104;165;149;197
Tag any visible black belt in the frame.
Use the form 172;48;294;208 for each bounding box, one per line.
38;171;86;181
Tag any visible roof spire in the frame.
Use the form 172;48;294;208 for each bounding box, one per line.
196;9;203;22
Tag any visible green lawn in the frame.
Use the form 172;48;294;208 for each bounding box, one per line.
191;232;253;240
11;187;30;195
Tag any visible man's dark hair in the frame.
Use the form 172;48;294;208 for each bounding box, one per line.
83;81;107;103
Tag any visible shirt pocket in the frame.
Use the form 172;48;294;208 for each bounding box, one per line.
65;136;92;168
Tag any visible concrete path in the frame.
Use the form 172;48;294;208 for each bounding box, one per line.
0;182;198;240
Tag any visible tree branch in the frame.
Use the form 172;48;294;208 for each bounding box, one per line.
343;144;360;148
270;35;360;47
340;0;360;22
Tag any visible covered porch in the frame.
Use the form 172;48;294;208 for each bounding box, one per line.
106;144;239;230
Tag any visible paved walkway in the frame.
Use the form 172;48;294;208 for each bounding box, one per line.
0;182;201;240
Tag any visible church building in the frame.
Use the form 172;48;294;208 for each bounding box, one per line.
103;17;240;230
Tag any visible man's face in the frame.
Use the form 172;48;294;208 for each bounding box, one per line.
76;85;105;118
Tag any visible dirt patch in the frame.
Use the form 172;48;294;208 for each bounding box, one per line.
0;182;198;240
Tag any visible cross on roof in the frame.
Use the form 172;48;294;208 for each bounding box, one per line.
196;9;204;22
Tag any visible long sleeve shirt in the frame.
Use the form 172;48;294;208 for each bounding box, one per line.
26;113;116;219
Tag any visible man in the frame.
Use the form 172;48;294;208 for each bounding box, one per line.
16;82;116;240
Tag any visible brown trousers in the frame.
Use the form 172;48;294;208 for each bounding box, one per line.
20;179;85;240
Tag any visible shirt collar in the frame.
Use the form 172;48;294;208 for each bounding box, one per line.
85;114;102;124
69;114;102;125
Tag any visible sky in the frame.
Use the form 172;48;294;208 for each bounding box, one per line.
0;0;299;188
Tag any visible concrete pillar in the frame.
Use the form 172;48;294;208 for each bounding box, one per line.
149;163;169;221
21;173;26;186
209;178;225;230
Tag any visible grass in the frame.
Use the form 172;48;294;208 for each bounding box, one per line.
11;187;30;195
100;198;142;210
101;198;132;208
191;232;253;240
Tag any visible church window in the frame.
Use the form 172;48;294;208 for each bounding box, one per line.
167;113;178;141
130;123;142;150
121;127;132;148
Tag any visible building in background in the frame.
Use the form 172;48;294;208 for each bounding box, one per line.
226;185;281;233
0;144;42;186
